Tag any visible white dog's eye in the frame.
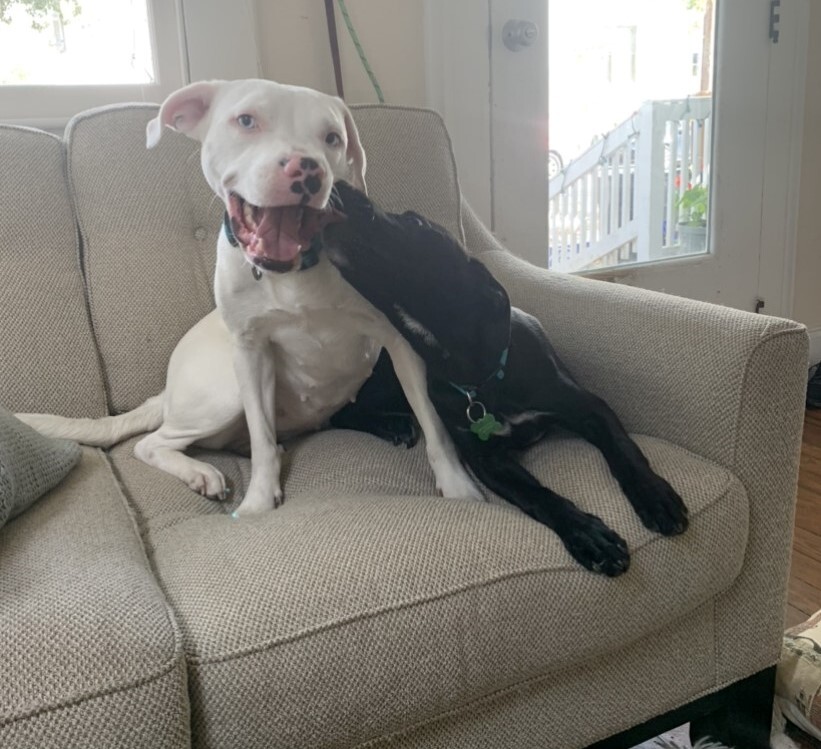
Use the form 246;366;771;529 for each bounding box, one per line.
325;131;342;147
237;114;256;130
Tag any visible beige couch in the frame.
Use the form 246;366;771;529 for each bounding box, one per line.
0;103;808;749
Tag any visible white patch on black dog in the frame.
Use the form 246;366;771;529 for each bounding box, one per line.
394;304;440;349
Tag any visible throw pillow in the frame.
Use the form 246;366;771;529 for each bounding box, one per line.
0;406;81;528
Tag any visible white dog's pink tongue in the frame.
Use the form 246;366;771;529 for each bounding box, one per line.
251;207;302;262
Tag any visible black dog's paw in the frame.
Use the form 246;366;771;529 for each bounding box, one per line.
625;473;689;536
556;512;631;577
372;412;420;449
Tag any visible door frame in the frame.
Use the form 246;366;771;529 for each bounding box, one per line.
425;0;810;318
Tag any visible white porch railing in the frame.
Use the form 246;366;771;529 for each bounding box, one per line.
548;96;712;273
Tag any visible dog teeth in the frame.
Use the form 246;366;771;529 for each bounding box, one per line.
243;202;255;225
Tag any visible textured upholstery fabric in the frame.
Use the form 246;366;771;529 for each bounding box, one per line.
0;125;106;417
470;215;808;690
66;105;219;414
1;105;809;749
0;405;81;527
109;427;747;749
351;106;464;242
0;448;189;748
359;604;716;749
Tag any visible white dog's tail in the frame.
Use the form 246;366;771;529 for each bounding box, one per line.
16;394;164;448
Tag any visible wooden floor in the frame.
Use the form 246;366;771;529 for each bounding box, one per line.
787;409;821;629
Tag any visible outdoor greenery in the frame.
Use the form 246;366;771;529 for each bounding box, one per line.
0;0;81;30
677;183;709;226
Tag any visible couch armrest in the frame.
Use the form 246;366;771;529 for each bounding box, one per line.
463;199;808;682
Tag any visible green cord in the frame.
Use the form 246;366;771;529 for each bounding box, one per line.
336;0;385;104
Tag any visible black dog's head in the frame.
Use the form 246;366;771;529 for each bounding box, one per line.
322;181;511;386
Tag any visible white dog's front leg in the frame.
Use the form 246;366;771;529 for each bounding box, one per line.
383;333;484;502
232;342;283;516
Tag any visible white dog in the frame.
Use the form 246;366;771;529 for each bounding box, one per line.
19;79;482;515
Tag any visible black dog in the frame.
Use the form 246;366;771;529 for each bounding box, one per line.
324;182;688;577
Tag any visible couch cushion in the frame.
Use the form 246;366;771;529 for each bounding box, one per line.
66;105;219;414
0;125;107;417
0;448;189;748
67;104;464;413
108;430;747;748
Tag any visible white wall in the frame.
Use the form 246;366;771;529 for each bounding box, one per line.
792;1;821;357
255;0;426;106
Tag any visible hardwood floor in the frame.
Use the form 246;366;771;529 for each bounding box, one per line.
787;409;821;629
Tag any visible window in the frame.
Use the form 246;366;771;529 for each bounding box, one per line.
0;0;186;127
0;0;156;86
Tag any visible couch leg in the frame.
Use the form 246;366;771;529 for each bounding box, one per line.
689;666;776;749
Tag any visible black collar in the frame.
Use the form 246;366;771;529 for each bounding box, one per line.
223;212;320;273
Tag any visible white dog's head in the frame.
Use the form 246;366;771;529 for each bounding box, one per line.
147;79;366;273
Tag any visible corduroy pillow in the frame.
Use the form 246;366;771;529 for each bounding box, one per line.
0;406;81;527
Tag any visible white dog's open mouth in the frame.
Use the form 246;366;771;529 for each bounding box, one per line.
227;192;333;273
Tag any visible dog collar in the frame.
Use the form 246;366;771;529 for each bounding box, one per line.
223;212;321;278
448;347;509;441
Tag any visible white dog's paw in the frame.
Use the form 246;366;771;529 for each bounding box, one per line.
436;467;485;503
230;487;283;518
185;463;228;500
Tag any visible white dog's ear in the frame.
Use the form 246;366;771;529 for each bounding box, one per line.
146;80;223;149
341;105;367;193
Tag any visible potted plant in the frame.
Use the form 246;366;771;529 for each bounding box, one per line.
676;181;708;252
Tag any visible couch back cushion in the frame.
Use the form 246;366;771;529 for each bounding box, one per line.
66;105;219;413
0;126;107;417
351;105;463;242
70;103;463;411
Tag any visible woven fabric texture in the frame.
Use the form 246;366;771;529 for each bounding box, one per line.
350;105;464;243
0;406;80;527
470;220;808;687
0;448;189;748
66;105;219;414
358;604;718;749
109;426;747;749
0;126;106;417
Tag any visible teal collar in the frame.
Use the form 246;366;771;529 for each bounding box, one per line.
448;347;509;441
448;347;508;402
223;212;321;276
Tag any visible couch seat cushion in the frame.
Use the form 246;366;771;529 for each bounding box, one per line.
0;448;189;749
108;430;748;749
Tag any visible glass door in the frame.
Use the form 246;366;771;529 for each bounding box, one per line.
486;0;808;315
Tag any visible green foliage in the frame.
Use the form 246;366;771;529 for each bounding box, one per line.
677;183;709;226
0;0;82;31
686;0;708;11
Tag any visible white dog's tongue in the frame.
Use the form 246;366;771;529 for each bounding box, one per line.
227;195;306;264
248;206;302;262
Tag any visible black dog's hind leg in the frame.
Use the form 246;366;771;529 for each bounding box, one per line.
455;435;630;576
330;349;419;448
553;391;688;536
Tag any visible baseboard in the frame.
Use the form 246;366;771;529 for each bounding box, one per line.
809;328;821;367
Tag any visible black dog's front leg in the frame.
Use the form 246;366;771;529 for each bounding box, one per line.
330;349;419;448
455;434;630;577
555;391;688;537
